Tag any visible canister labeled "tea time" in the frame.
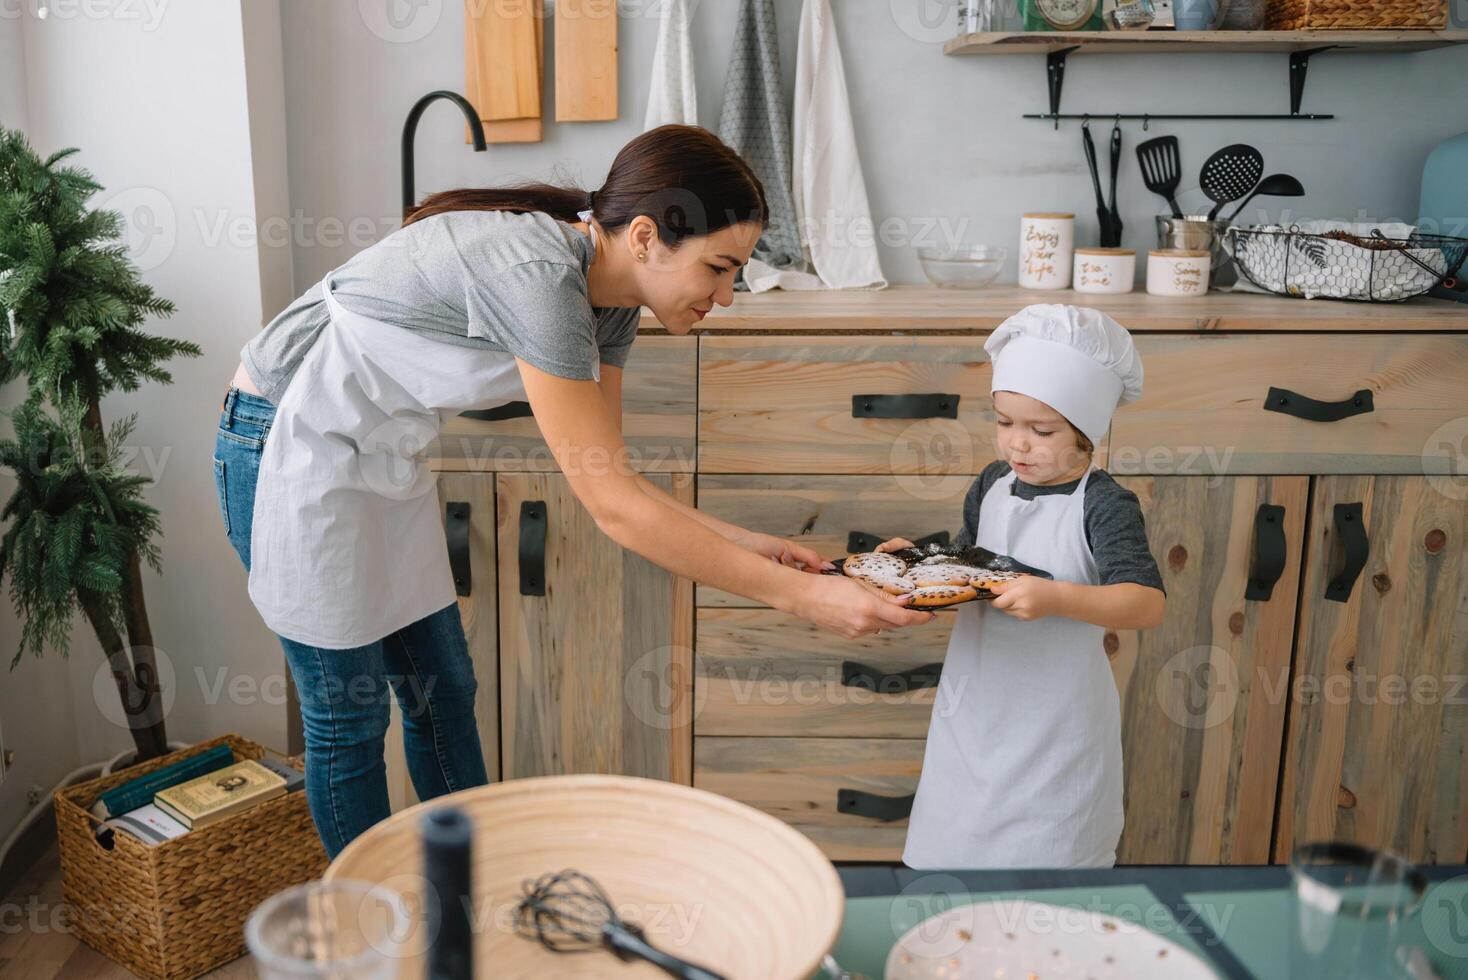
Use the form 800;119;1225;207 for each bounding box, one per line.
1073;247;1135;294
1019;213;1074;290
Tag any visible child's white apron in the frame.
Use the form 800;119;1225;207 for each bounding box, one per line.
903;464;1125;869
247;271;566;649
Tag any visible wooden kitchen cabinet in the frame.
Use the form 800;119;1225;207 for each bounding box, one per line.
385;474;502;813
1276;475;1468;865
1111;475;1307;864
497;471;694;783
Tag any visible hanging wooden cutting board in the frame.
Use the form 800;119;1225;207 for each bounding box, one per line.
554;0;618;122
465;0;543;143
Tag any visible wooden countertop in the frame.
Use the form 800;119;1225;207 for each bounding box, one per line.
636;285;1467;333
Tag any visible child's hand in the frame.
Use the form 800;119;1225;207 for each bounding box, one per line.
989;577;1060;621
873;537;915;553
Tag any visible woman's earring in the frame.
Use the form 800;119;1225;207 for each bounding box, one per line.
637;253;647;262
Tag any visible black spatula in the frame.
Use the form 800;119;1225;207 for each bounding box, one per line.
1136;135;1183;219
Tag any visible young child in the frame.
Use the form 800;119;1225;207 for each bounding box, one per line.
891;304;1166;870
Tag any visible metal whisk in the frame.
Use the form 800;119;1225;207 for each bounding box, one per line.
514;870;727;980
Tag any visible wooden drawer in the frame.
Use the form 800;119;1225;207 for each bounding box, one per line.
696;609;950;738
1110;335;1468;475
694;737;923;861
430;335;696;473
698;336;1001;474
695;474;973;607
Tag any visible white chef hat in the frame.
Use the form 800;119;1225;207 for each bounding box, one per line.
984;304;1143;445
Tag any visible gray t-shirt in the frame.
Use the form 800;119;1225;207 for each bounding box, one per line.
241;210;641;404
954;460;1165;593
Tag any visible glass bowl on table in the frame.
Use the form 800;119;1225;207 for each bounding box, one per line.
916;244;1008;288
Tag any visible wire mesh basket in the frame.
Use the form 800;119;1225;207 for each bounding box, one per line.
1225;225;1468;302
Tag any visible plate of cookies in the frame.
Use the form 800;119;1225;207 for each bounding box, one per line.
824;542;1052;609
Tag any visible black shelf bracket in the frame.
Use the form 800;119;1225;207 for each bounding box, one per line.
1046;47;1080;128
1028;44;1339;126
1289;46;1335;116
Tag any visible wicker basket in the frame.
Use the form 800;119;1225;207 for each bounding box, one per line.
1265;0;1446;29
53;733;327;980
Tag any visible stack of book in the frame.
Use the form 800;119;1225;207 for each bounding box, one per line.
94;746;304;847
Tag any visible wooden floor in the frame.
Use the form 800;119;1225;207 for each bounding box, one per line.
0;842;255;979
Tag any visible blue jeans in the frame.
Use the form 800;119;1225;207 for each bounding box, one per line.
213;387;489;859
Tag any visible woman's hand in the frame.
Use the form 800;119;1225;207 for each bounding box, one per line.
989;577;1060;621
790;574;934;639
738;532;835;572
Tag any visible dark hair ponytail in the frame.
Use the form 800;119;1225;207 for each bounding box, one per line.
403;125;768;248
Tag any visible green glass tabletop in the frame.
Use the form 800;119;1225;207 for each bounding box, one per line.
1185;877;1468;980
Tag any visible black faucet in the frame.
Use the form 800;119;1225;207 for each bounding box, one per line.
401;90;487;219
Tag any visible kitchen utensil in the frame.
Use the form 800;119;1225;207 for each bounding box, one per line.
1073;247;1136;293
1417;131;1468;302
325;775;845;979
555;0;618;121
885;900;1218;979
465;0;543;143
1226;172;1306;222
1287;842;1426;980
1106;0;1156;29
1136;135;1184;219
1106;117;1124;246
1019;213;1074;289
1147;248;1211;296
1226;224;1468;302
516;870;725;980
246;880;411;980
916;244;1007;287
1156;215;1231;280
1200;143;1264;220
1082;118;1112;246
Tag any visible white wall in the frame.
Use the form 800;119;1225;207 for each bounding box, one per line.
0;0;293;844
278;1;1468;289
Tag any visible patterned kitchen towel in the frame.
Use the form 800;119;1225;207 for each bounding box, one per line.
718;0;805;277
644;0;697;129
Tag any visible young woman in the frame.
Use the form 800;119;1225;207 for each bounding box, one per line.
213;125;931;858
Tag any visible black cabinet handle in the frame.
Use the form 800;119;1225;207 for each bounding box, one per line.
847;530;950;554
1325;502;1369;603
445;501;472;597
841;660;943;694
837;789;915;822
519;500;547;597
1263;386;1373;423
1245;504;1287;602
460;401;534;422
851;393;959;420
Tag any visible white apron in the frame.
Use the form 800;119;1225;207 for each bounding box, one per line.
903;464;1124;869
248;272;564;648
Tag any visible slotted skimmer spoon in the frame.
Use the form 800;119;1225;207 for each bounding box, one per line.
1200;143;1264;220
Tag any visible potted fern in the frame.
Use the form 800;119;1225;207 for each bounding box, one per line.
0;127;200;765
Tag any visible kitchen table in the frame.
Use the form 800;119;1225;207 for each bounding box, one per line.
832;864;1468;979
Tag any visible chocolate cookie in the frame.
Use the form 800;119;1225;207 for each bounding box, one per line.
906;584;978;607
908;563;987;588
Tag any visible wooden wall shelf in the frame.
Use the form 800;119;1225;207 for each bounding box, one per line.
944;29;1468;56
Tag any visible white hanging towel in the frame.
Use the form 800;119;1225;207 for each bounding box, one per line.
643;0;697;129
745;0;886;293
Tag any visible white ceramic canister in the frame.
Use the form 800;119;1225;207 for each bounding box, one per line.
1019;213;1074;290
1147;248;1211;296
1072;247;1136;294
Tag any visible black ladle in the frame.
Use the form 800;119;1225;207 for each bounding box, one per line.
1200;143;1264;221
1225;173;1305;223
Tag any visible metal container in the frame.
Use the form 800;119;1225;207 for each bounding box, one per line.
1156;215;1233;287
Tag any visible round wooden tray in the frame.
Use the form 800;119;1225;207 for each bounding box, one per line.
325;774;845;979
